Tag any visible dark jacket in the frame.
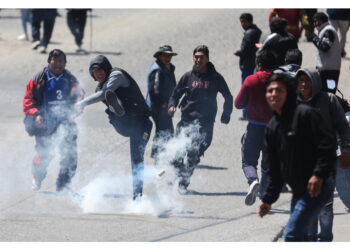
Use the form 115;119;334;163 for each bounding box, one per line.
168;62;233;123
257;31;298;67
296;68;350;153
262;102;336;204
87;55;150;117
235;24;262;72
146;59;176;113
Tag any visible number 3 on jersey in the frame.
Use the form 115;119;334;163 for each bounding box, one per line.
56;90;63;100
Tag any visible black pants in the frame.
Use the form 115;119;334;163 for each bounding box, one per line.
67;9;87;46
150;110;174;159
31;121;78;190
31;9;57;47
173;119;214;187
320;70;340;94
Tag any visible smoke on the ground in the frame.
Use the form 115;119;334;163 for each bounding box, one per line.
77;121;204;216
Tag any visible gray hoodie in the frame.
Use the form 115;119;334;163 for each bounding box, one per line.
296;68;350;152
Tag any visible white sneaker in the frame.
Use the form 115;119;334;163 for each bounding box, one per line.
178;184;188;195
17;34;28;41
245;180;260;206
39;46;47;54
31;178;42;191
32;41;41;50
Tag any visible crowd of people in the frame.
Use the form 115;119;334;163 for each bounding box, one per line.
234;10;350;242
17;8;90;54
21;9;350;242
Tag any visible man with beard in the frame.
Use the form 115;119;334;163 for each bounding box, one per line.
168;45;233;193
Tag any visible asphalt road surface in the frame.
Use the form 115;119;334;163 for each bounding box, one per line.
0;8;349;242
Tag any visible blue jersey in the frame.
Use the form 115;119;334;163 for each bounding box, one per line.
44;70;70;109
42;69;72;131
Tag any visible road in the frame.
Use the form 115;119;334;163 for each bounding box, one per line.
0;8;349;242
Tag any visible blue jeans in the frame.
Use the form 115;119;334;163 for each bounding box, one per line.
283;177;335;242
308;178;335;241
20;9;32;38
241;122;269;197
307;161;337;242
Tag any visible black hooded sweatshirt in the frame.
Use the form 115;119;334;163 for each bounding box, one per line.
262;79;336;205
168;62;233;123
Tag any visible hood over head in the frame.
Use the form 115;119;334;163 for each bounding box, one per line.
89;55;113;80
295;67;322;101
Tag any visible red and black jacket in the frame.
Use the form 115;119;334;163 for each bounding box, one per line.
23;67;82;117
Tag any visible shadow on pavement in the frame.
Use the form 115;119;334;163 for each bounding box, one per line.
66;51;123;56
187;190;246;196
0;15;20;19
196;164;228;170
334;211;350;215
269;208;290;215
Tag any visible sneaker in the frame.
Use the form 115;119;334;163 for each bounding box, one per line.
39;46;47;54
76;46;88;54
178;184;188;195
245;180;260;206
105;90;125;116
31;178;42;191
17;34;28;41
177;185;188;195
178;176;190;194
133;192;142;201
32;41;41;50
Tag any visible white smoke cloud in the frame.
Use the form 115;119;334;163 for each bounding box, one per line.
76;121;204;217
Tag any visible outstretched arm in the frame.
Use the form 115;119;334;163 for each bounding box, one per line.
77;70;129;108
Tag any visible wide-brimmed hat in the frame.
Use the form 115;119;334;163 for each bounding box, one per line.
153;45;178;58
